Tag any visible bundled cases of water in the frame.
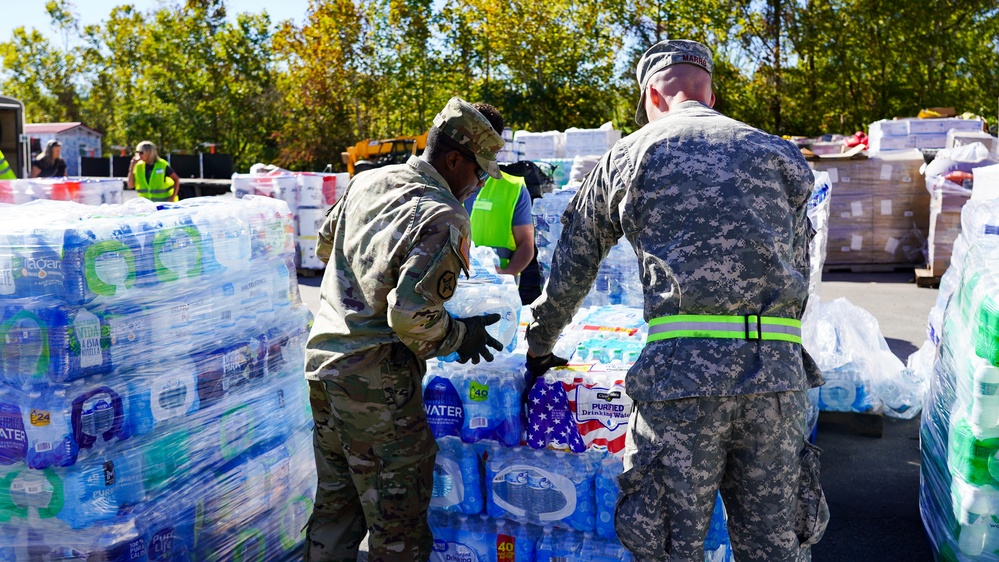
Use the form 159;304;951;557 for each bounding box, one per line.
0;178;124;206
0;196;314;560
422;254;733;561
919;195;999;559
231;171;350;270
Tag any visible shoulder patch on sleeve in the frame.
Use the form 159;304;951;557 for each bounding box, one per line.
438;271;457;299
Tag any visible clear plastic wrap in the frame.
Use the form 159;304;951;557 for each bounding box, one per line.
0;178;124;206
0;196;314;560
803;298;924;417
921;241;999;558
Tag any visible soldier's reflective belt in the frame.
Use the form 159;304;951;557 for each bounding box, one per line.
647;314;802;344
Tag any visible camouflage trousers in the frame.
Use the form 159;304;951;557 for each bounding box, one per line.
616;390;827;562
305;343;438;562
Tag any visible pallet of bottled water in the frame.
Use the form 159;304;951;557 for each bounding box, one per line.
0;196;315;560
423;266;734;561
0;178;124;206
919;196;999;559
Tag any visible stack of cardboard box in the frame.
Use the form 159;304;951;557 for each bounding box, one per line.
808;149;929;267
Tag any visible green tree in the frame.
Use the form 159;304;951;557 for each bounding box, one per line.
274;0;374;169
0;15;83;123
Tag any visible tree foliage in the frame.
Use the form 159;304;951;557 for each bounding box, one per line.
1;0;996;171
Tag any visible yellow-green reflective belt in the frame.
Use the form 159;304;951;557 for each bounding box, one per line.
647;314;802;344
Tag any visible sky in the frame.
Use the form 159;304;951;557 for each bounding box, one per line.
1;0;312;43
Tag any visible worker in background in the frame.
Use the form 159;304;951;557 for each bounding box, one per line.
304;97;506;561
30;139;67;178
128;141;180;201
524;39;829;560
463;168;540;304
0;148;15;179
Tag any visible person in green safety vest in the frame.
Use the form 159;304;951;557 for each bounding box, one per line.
128;141;181;202
463;170;537;302
0;148;16;179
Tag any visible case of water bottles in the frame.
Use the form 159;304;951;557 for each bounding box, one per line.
0;178;124;206
0;196;315;560
231;170;350;271
422;260;734;561
919;195;999;559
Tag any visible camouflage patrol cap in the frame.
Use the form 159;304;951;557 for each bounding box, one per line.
432;97;505;179
635;39;714;126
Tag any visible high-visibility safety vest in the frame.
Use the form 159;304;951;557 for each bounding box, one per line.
0;149;15;179
646;314;803;345
134;158;176;202
469;171;526;268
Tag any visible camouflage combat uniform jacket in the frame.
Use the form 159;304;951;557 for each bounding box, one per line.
306;156;469;380
528;100;823;401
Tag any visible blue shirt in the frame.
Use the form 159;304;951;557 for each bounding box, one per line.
463;185;533;260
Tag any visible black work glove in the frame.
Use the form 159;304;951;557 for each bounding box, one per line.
456;313;504;364
525;353;569;378
522;352;569;405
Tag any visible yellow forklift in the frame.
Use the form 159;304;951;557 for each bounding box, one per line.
341;133;428;176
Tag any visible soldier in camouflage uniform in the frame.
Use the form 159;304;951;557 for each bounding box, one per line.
305;98;507;562
525;40;829;561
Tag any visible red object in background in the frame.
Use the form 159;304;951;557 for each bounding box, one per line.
844;131;869;150
322;175;337;205
943;170;974;184
0;181;12;204
49;181;81;201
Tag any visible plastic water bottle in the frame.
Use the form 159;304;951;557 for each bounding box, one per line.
126;359;200;436
64;218;148;303
535;526;557;562
527;451;552;516
0;386;28;465
148;213;204;285
136;429;191;494
192;339;265;408
562;451;598;532
54;450;146;529
194;206;251;275
431;436;483;515
972;362;999;430
949;416;999;487
955;481;999;556
578;532;599;561
0;304;64;386
451;515;486;562
595;456;622;540
0;231;67;300
461;372;495;443
127;496;196;561
23;388;77;469
424;374;465;439
100;303;155;371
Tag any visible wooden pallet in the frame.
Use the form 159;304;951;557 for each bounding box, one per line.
914;267;942;289
817;410;885;438
822;263;917;274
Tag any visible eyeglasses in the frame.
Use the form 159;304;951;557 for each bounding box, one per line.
463;153;489;182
